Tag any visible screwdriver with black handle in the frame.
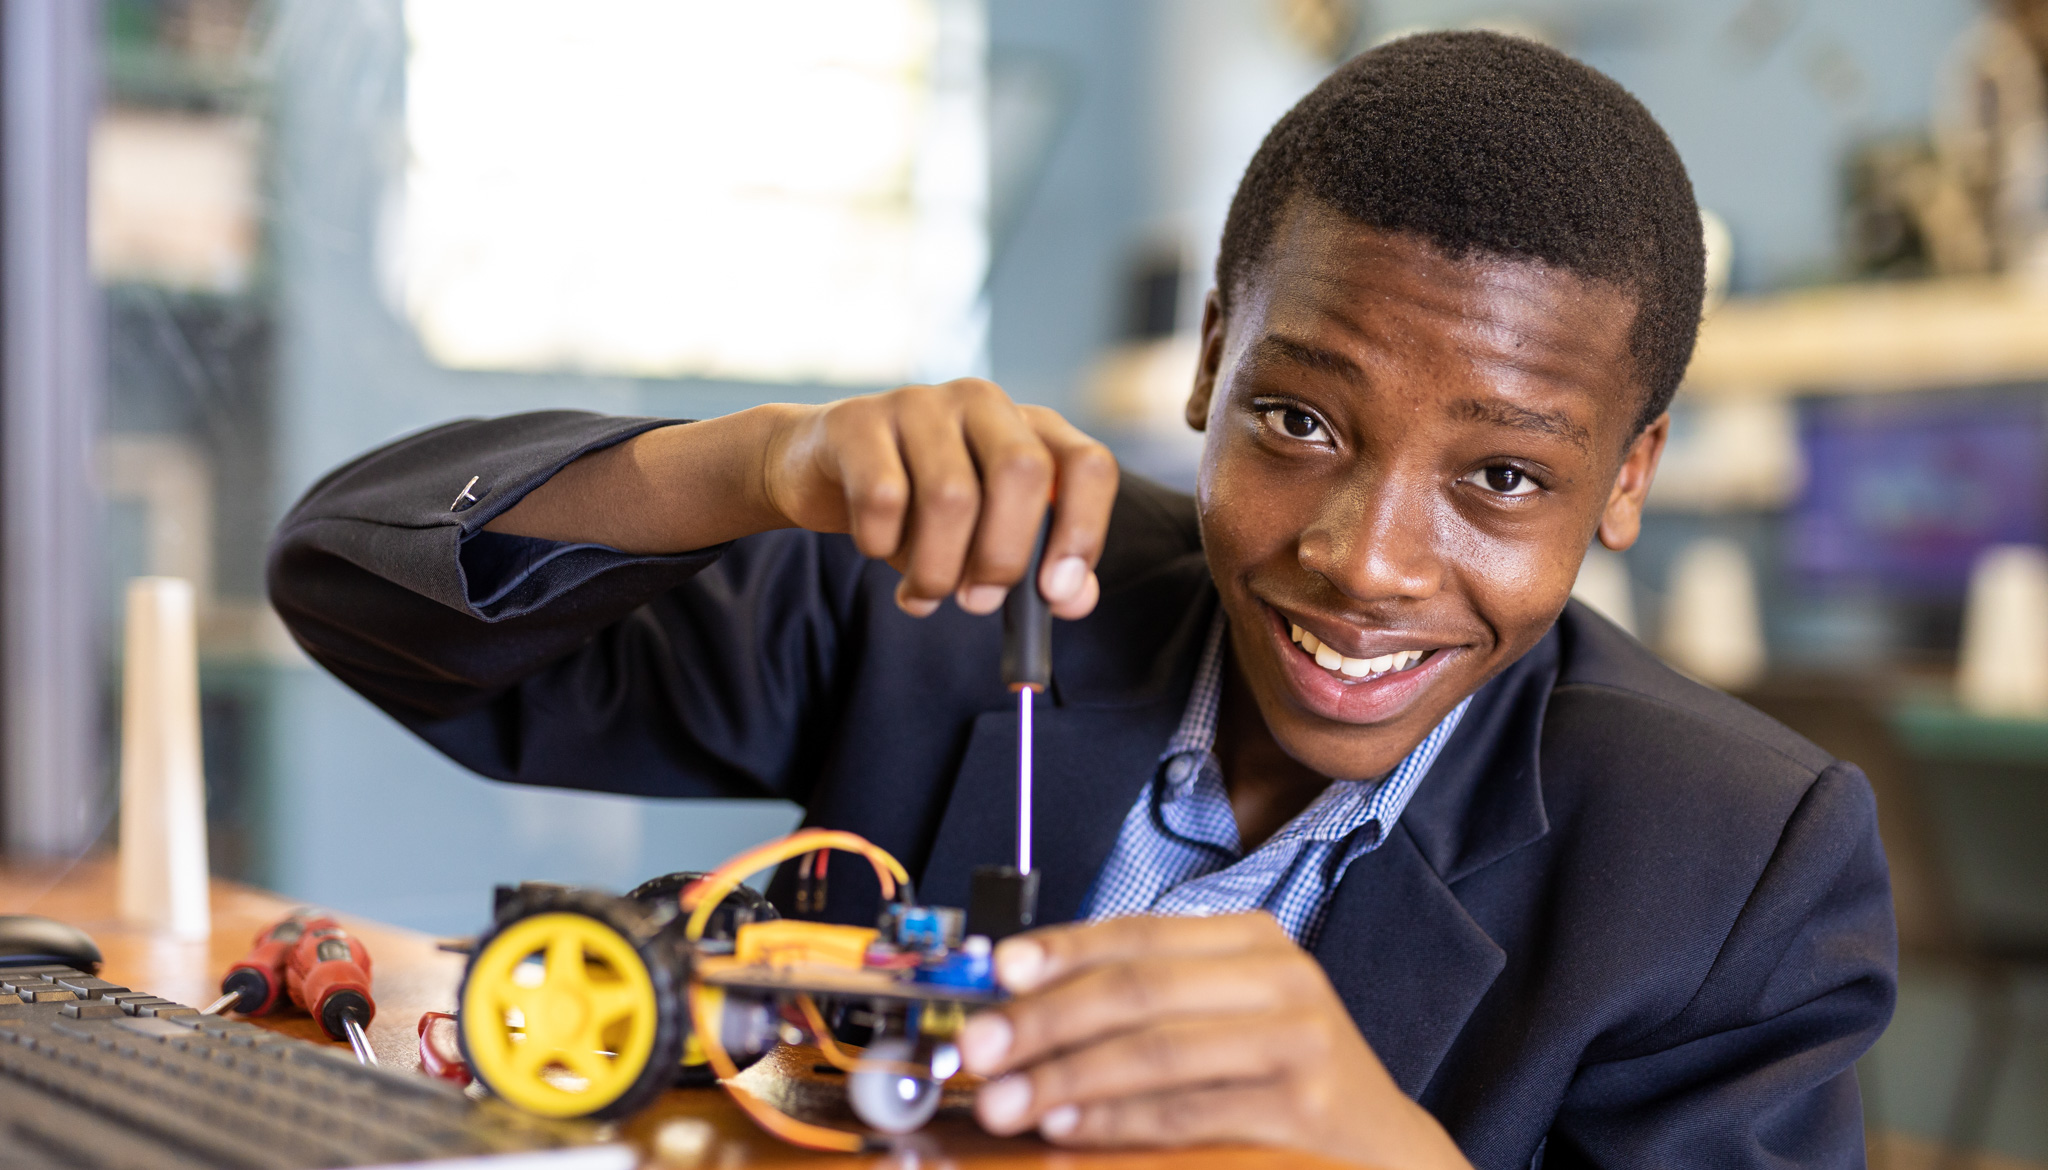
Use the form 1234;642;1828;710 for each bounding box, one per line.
287;919;378;1064
968;517;1052;941
202;910;317;1018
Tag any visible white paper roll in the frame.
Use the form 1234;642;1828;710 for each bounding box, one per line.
118;577;211;938
1958;545;2048;718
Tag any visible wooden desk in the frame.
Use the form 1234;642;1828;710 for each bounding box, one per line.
0;858;1348;1169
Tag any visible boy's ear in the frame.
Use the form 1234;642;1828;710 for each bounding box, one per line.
1597;411;1670;551
1184;290;1228;432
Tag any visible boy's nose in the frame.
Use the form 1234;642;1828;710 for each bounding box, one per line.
1296;475;1445;605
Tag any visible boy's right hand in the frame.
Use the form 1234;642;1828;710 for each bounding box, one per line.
760;380;1118;619
487;379;1120;620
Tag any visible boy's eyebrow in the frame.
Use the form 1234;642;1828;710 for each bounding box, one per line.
1251;333;1596;452
1249;335;1365;382
1450;397;1592;452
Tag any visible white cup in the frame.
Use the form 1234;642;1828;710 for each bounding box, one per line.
1663;538;1767;691
1958;545;2048;718
118;577;211;939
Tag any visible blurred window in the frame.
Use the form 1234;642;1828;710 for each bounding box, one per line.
391;0;989;386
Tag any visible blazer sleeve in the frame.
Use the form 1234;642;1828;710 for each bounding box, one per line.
1541;761;1898;1169
266;410;869;803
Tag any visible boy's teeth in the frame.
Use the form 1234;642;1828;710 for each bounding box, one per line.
1291;627;1431;680
1289;618;1435;679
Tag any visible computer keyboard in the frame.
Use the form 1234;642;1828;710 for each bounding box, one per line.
0;964;635;1170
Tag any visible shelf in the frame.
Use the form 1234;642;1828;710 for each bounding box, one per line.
1683;276;2048;397
1893;702;2048;765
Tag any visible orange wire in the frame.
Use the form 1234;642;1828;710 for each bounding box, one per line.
794;993;863;1072
680;828;909;942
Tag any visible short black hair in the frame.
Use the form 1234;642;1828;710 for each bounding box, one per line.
1216;31;1704;432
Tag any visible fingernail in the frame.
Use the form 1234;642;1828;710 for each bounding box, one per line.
897;595;940;617
995;938;1046;990
979;1075;1032;1131
1044;556;1088;602
957;583;1008;614
958;1013;1012;1074
895;581;942;617
1041;1104;1080;1138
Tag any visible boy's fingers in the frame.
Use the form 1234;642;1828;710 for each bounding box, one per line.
1033;1078;1302;1149
830;406;911;561
893;392;983;604
1025;406;1118;610
976;1013;1302;1134
996;913;1290;993
957;390;1055;610
962;951;1310;1075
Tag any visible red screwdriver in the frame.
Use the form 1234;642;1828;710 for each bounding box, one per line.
286;918;378;1064
202;910;319;1018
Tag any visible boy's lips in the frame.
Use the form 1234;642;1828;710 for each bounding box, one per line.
1261;603;1460;724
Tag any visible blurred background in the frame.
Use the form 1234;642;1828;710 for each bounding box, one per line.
1;0;2045;1162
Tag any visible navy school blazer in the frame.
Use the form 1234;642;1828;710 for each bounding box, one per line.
268;411;1896;1169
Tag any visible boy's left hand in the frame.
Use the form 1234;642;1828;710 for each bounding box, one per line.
957;913;1474;1169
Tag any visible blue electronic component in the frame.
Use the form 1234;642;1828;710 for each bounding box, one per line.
896;906;944;949
913;941;995;992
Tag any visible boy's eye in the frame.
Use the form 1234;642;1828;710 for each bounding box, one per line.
1463;465;1539;496
1260;407;1325;441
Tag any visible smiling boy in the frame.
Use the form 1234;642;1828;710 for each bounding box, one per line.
271;32;1895;1169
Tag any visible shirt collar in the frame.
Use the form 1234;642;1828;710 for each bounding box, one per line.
1159;612;1228;783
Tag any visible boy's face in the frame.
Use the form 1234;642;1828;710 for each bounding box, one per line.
1187;199;1668;781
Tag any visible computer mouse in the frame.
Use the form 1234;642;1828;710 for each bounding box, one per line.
0;914;102;973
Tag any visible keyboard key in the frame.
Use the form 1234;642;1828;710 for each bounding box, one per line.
0;964;81;978
55;976;130;998
113;1015;199;1040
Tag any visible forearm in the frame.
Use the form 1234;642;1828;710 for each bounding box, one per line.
485;404;795;554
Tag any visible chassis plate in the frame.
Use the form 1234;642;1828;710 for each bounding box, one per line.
694;958;1007;1005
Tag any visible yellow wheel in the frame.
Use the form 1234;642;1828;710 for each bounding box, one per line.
460;893;683;1119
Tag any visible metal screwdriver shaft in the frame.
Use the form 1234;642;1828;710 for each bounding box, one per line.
1018;686;1033;874
343;1015;378;1065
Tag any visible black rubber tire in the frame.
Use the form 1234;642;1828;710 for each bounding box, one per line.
628;871;777;939
457;886;688;1121
628;873;780;1087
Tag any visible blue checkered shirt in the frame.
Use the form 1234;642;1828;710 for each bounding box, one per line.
1080;615;1472;948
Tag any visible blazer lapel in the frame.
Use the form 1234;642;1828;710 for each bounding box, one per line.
1313;830;1506;1096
